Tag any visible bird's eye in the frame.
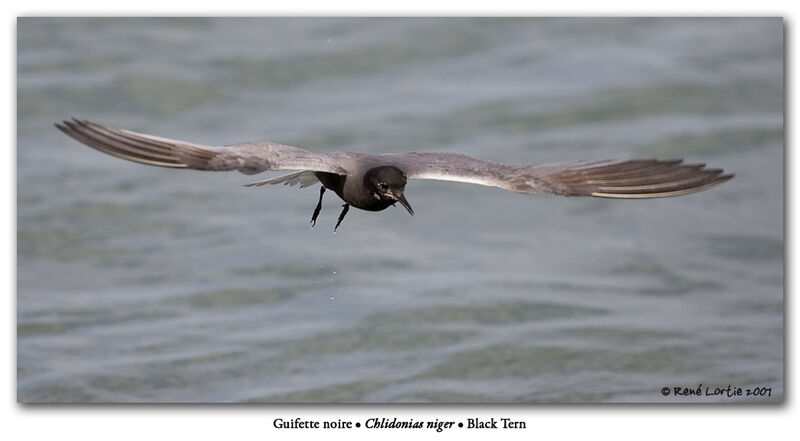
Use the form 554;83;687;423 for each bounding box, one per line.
379;183;389;191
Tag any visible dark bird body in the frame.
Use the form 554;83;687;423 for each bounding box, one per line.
55;119;733;230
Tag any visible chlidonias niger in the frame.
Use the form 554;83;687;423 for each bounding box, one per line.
56;119;733;231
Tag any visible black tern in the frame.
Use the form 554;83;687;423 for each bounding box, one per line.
56;119;733;230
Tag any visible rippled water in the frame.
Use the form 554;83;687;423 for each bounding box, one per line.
17;18;783;403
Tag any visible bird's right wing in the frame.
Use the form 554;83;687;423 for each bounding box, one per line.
56;119;348;176
382;152;732;198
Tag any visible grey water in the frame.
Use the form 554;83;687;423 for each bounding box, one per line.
17;18;783;403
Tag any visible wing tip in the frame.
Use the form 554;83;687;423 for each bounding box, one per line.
55;118;80;137
577;158;734;199
56;117;89;133
590;170;733;199
55;117;192;169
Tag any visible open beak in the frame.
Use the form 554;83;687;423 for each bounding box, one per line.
393;192;414;216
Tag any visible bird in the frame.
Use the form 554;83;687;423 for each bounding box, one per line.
55;118;733;231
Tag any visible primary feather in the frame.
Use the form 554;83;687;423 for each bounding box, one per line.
55;118;347;176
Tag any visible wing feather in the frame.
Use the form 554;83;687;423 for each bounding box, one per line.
55;119;347;176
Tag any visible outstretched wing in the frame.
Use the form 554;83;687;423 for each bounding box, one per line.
55;119;347;176
382;152;732;198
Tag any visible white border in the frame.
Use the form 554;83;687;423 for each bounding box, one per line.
5;2;794;441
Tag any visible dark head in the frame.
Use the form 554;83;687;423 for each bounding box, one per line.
364;166;414;216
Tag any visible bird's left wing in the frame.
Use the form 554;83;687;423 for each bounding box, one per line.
382;152;732;198
56;119;347;176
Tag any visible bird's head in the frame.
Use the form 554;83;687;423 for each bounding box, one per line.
365;166;414;216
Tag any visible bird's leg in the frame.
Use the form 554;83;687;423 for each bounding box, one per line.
334;203;350;232
311;186;325;227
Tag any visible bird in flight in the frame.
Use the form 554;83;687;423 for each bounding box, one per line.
56;119;733;231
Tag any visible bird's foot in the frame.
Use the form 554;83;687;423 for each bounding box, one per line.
311;186;325;227
334;203;350;232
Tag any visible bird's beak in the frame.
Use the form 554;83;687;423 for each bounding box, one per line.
393;192;414;216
